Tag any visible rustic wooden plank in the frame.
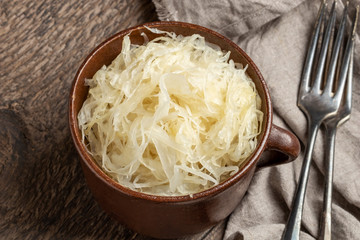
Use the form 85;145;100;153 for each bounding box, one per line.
0;1;159;239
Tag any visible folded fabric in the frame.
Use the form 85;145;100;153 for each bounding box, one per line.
153;0;360;239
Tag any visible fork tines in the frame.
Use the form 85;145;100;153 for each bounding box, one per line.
299;1;358;105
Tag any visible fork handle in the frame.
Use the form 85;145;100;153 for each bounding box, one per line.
319;124;337;240
282;121;321;240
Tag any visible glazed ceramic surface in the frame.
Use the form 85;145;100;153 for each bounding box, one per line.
69;21;300;239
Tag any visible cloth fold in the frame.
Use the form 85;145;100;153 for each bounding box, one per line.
152;0;360;239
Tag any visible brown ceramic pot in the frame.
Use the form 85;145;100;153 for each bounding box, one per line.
69;21;300;239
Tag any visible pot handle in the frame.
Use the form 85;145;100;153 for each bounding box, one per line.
257;124;301;167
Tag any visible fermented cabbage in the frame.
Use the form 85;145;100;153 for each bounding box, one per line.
78;28;263;196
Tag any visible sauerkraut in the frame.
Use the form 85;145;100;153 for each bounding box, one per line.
78;28;263;196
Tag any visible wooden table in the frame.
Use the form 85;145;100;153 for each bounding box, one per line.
0;1;224;239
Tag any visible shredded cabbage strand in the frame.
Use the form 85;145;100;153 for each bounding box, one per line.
78;28;263;196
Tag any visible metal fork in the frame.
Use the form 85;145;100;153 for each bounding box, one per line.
281;1;358;239
319;6;358;239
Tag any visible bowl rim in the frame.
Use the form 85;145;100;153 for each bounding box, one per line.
69;21;272;203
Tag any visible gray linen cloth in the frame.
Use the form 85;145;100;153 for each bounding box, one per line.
152;0;360;239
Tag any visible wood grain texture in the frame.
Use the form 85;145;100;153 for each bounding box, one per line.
0;1;225;239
